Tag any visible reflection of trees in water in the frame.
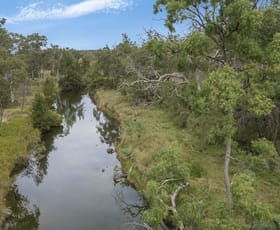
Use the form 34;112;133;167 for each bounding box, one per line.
113;187;150;230
18;93;85;186
93;107;120;146
22;126;63;185
114;188;146;218
56;93;84;136
3;185;40;230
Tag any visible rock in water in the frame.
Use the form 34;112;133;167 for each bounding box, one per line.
106;148;114;154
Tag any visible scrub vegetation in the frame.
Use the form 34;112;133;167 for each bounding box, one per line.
86;1;280;228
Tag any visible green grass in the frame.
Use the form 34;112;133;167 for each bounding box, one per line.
0;80;42;226
0;116;40;224
94;89;280;220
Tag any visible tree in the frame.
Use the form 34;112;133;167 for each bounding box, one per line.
0;55;28;104
43;44;63;79
154;0;279;208
18;33;47;79
43;77;58;106
154;0;279;66
58;50;84;92
231;172;271;226
0;77;9;128
143;146;190;229
31;93;62;132
0;19;11;128
0;18;12;51
202;65;244;208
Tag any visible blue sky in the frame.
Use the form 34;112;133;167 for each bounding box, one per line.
0;0;186;50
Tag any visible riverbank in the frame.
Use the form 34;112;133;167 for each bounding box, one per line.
93;90;226;220
0;116;40;225
94;89;280;228
0;82;42;226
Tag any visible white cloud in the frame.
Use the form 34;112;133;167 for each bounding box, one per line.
7;0;132;23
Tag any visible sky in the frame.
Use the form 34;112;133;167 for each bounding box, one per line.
0;0;187;50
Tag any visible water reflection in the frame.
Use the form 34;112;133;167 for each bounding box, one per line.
93;107;120;146
3;185;40;230
4;94;146;230
57;93;85;136
23;127;64;185
114;188;145;218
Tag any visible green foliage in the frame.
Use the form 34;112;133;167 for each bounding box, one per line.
125;120;145;138
0;77;9;108
248;88;275;117
146;146;190;182
250;138;279;172
190;161;206;178
143;146;190;228
143;181;169;227
179;32;213;71
85;67;118;90
204;66;243;113
31;93;62;132
85;37;137;91
43;77;58;106
59;51;84;92
232;172;272;224
251;138;278;157
267;33;280;65
0;115;40;224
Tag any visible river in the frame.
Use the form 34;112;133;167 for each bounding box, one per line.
3;93;145;230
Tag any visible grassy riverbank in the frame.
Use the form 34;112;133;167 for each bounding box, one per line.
0;82;41;225
94;89;280;227
94;90;223;185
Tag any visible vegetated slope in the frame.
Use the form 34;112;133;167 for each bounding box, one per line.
95;89;280;229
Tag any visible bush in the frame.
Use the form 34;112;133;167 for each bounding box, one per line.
251;138;278;157
31;93;62;132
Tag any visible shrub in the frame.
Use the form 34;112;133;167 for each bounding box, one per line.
31;93;62;132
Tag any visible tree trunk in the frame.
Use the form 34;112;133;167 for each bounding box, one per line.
21;81;26;112
224;135;232;209
0;105;3;129
194;70;202;91
10;78;15;104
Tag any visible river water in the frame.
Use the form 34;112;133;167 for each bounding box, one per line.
3;94;145;230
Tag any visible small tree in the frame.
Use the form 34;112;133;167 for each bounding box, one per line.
43;76;58;106
232;172;271;226
202;65;244;208
31;93;62;132
143;146;190;229
58;51;84;92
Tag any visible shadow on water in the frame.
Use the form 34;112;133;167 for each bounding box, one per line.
4;93;148;230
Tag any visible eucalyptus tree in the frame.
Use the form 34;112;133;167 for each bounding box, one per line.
0;20;11;127
0;76;9;128
58;50;84;92
18;33;47;79
154;0;280;208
